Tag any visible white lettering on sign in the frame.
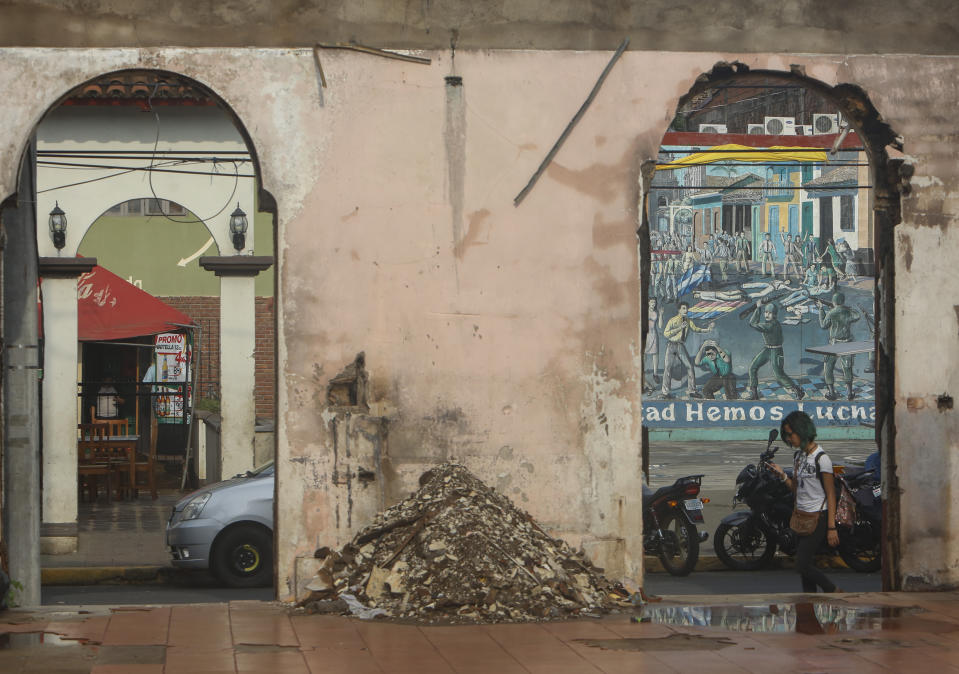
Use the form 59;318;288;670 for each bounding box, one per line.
724;407;746;422
686;403;703;422
706;406;721;422
770;405;784;421
749;406;765;421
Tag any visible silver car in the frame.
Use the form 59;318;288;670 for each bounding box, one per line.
166;461;274;587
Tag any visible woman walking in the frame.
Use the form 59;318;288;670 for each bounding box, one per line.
769;410;843;593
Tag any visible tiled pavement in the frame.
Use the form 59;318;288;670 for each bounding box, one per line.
3;592;959;673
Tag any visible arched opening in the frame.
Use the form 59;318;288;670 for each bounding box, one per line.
639;66;901;594
2;69;277;605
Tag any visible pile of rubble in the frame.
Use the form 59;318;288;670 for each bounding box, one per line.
303;463;631;623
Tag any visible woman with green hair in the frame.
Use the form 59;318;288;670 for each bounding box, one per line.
768;410;843;593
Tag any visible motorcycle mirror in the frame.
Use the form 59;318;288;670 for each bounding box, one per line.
768;429;778;444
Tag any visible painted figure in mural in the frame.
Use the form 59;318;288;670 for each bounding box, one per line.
644;297;665;392
857;303;876;373
680;245;699;276
713;233;732;281
661;254;679;303
819;238;846;283
650;232;663;300
734;231;751;274
695;339;738;399
803;263;820;289
759;233;776;276
781;232;804;278
818;291;861;401
817;250;839;290
661;301;715;398
836;238;858;283
745;298;805;401
803;235;818;270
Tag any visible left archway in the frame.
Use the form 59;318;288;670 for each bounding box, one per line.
2;69;276;606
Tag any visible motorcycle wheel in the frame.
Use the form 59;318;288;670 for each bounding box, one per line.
657;512;699;577
714;519;777;571
838;519;881;573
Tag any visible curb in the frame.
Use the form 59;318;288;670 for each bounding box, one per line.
43;557;851;585
41;566;186;586
644;554;853;574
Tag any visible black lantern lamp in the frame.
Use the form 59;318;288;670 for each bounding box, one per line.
229;203;248;251
49;201;67;250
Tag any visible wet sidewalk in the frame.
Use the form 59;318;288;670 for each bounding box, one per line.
2;592;958;673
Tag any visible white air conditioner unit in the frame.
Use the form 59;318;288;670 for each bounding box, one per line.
747;124;765;134
764;116;796;135
699;123;728;134
798;125;813;136
812;113;841;134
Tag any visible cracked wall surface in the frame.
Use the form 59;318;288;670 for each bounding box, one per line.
0;46;958;596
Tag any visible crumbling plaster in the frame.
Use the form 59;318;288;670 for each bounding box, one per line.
0;47;958;594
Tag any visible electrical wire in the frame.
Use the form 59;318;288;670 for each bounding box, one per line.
37;159;256;179
143;83;243;226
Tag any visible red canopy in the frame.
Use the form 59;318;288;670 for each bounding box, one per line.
76;265;195;341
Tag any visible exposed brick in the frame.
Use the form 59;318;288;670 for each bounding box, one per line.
159;296;274;419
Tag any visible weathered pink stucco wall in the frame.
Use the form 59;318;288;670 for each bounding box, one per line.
1;47;957;596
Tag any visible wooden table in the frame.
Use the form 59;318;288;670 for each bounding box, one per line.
804;340;875;357
77;434;139;499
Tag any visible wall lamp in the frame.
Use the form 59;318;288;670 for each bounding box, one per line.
229;203;248;252
49;201;67;250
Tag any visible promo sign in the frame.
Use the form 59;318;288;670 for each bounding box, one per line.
153;332;191;423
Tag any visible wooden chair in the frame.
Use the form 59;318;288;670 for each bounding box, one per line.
90;406;130;435
131;417;158;500
77;423;114;502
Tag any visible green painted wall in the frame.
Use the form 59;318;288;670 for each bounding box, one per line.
78;210;274;297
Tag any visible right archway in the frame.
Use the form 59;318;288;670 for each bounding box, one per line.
640;67;903;591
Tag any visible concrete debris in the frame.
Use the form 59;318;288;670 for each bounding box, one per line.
301;463;631;623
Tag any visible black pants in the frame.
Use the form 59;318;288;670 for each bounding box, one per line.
795;511;837;593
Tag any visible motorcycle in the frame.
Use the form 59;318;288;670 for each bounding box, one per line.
643;474;710;576
835;463;882;572
714;429;793;570
714;429;881;572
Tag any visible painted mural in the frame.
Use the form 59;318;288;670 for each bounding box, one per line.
645;133;875;430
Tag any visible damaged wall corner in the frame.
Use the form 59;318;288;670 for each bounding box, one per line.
323;352;389;549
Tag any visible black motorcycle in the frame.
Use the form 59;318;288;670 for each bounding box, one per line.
643;474;709;576
714;429;881;572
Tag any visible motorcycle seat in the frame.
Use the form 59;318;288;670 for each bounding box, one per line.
842;466;878;488
642;483;683;507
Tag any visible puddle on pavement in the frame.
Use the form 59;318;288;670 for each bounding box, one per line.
0;632;166;671
0;632;87;649
633;603;951;634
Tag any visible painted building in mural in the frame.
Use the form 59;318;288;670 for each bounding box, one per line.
646;84;875;435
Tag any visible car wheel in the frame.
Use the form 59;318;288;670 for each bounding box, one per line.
212;525;273;588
